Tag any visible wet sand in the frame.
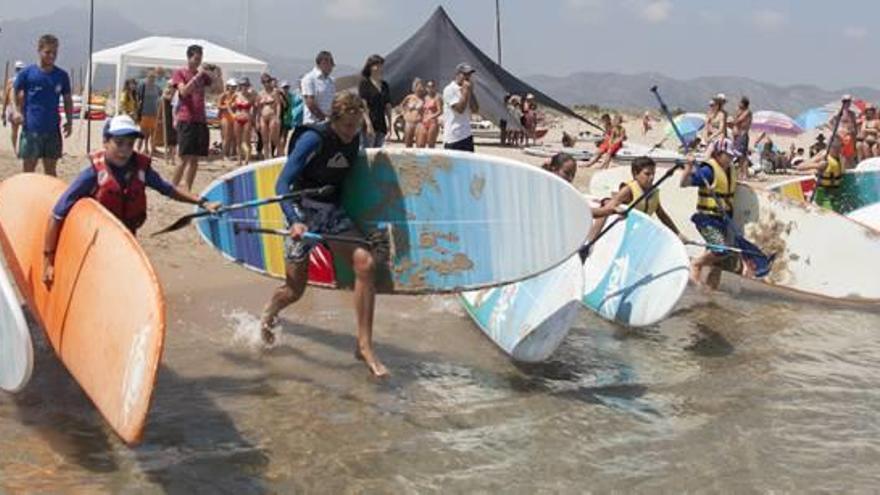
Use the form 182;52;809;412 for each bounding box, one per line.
1;120;879;493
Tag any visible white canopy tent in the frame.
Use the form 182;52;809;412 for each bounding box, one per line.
88;36;268;114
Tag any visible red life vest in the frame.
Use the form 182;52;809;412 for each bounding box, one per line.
91;150;150;233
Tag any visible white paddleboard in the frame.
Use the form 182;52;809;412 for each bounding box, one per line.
614;143;683;163
857;157;880;171
0;246;33;393
582;200;690;327
523;146;593;161
459;255;584;363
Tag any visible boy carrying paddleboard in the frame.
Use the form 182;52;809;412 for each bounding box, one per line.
42;115;220;285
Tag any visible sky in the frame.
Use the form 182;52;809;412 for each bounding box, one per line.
2;0;876;89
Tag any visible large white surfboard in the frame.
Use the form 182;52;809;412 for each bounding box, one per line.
0;245;33;393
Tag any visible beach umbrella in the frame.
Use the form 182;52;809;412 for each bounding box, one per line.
752;110;803;136
796;107;833;130
665;112;706;144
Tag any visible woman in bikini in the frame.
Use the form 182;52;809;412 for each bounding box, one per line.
400;78;425;148
218;78;238;158
233;77;256;166
417;80;442;148
703;94;728;145
857;105;879;161
257;74;282;158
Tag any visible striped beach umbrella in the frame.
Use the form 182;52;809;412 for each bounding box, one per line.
752;110;803;136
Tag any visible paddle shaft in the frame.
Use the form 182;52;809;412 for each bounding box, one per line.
685;240;763;257
151;185;335;236
578;162;682;261
233;225;371;247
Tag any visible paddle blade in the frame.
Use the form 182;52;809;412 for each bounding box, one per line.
734;235;774;278
150;214;196;236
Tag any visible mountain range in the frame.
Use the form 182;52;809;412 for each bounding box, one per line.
2;6;877;116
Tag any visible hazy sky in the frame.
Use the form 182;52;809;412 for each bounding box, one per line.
3;0;876;89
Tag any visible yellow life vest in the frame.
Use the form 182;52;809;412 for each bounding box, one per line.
625;180;660;216
696;158;736;217
819;154;842;189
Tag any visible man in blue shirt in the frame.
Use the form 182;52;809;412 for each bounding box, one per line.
12;34;73;176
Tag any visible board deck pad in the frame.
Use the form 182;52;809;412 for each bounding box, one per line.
0;174;166;444
0;240;33;394
197;149;592;294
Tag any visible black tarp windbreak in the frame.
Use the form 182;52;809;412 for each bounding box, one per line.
360;7;599;131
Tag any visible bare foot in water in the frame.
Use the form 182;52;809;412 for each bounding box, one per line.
259;315;277;345
355;347;390;378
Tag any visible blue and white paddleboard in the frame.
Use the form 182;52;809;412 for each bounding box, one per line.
458;254;585;363
581;203;690;327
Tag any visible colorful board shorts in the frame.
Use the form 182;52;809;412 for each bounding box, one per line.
692;214;741;272
18;130;62;160
598;138;622;157
285;198;357;263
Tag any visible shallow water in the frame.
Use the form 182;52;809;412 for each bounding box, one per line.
2;257;879;493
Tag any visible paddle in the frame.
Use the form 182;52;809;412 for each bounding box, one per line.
650;85;775;277
578;161;683;262
232;223;391;259
151;185;335;236
811;101;846;204
684;240;774;277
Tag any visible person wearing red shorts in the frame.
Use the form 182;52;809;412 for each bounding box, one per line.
587;114;626;169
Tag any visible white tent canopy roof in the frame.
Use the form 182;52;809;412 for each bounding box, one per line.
88;37;267;114
91;36;268;73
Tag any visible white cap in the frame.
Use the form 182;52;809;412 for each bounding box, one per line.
103;115;143;138
13;61;25;69
714;93;727;102
842;94;853;102
225;78;238;86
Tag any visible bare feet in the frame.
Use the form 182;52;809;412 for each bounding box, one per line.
260;314;277;345
355;347;390;378
689;265;703;287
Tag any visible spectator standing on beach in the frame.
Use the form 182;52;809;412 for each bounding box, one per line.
218;78;238;158
832;95;858;169
857;104;879;161
278;80;294;152
256;74;282;158
358;54;392;149
12;34;73;176
170;44;220;190
642;111;653;135
731;96;753;180
136;71;162;156
506;95;523;147
442;63;479;152
232;77;257;166
419;80;442;148
401;78;425;148
3;61;26;152
704;93;728;144
119;78;139;119
302;51;336;125
521;94;538;147
158;84;178;165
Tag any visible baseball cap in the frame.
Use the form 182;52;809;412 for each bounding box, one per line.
842;94;853;102
714;93;727;102
103;115;144;138
13;60;25;70
225;78;238;86
455;63;476;74
237;76;250;86
279;80;290;88
711;137;741;158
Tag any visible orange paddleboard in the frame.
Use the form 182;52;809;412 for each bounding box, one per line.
0;173;165;445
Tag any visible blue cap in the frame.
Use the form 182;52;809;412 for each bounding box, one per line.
103;115;144;138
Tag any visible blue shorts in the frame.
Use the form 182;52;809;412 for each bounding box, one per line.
285;199;357;263
18;130;62;160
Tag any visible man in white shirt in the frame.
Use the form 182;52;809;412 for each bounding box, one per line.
301;51;336;124
442;63;479;152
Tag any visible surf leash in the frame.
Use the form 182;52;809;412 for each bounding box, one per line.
577;161;683;262
232;224;392;260
651;86;775;278
151;185;335;236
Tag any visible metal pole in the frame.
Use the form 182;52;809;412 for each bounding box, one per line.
243;0;250;52
495;0;502;66
86;0;95;153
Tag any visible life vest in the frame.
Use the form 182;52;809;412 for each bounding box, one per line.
819;154;842;189
91;150;150;233
624;180;660;216
286;123;360;205
696;158;736;217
